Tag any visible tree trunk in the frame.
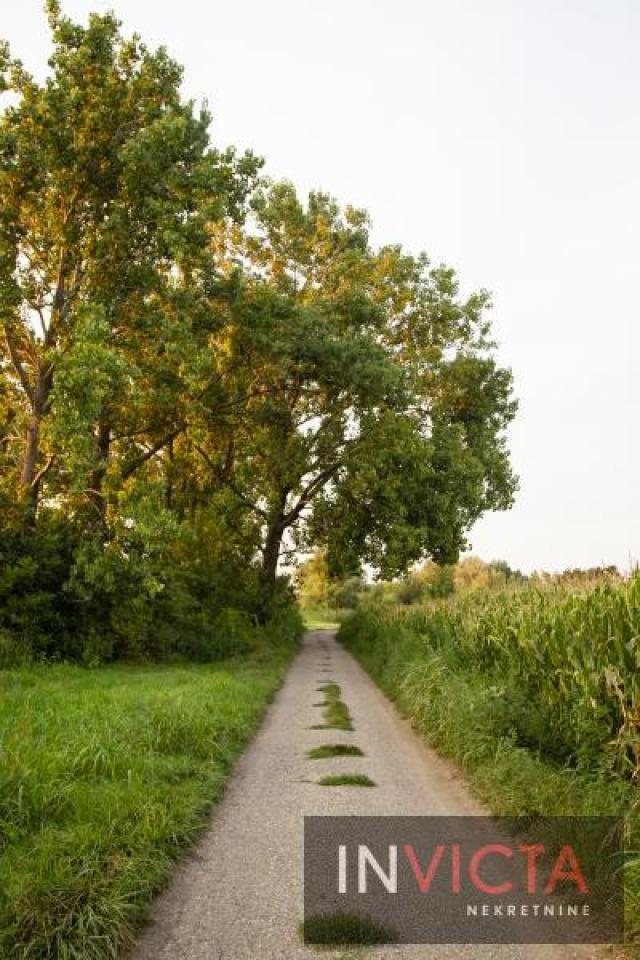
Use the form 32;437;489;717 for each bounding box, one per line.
259;490;289;621
19;365;53;530
165;437;174;511
20;415;41;529
261;522;284;595
87;419;111;523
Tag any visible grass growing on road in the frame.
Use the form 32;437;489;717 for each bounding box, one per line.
307;745;364;759
313;683;353;731
318;774;375;787
301;911;395;944
0;646;295;960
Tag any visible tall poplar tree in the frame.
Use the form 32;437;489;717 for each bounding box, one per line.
0;2;256;527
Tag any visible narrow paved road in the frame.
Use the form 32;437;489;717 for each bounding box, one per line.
133;631;607;960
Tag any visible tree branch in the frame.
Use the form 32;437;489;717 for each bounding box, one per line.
31;454;54;489
4;327;34;404
120;426;184;481
284;462;341;525
193;443;267;519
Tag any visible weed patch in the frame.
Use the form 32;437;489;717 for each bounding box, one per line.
315;683;353;731
307;744;364;759
301;911;394;944
318;774;375;787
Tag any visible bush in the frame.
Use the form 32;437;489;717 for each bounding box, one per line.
0;518;78;663
0;514;303;665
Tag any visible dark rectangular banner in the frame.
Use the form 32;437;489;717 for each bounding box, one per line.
303;816;624;944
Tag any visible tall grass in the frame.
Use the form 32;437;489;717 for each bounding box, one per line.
346;575;640;777
0;643;296;958
339;574;640;941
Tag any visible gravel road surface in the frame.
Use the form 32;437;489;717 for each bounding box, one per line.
133;630;609;960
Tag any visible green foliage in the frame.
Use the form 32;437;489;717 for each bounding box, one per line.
332;576;366;610
307;744;364;759
0;518;77;662
301;911;396;945
206;182;517;603
318;774;375;787
315;682;354;731
340;577;640;939
0;510;302;666
342;574;640;777
0;650;294;958
0;1;516;662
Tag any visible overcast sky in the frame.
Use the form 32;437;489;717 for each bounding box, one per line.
3;0;639;573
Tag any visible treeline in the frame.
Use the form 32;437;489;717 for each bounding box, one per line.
0;3;517;663
297;550;622;613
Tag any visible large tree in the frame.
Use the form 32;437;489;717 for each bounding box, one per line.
0;4;518;649
0;2;256;527
196;182;517;607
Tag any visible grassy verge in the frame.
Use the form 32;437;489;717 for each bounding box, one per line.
339;603;640;945
0;642;296;959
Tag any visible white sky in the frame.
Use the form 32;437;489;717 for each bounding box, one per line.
3;0;639;574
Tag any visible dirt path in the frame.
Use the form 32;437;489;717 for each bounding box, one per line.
133;631;605;960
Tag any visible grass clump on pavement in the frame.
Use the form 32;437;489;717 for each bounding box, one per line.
318;774;375;787
0;648;294;959
307;744;364;759
314;682;353;731
301;911;395;944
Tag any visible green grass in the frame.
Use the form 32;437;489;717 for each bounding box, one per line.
307;744;364;759
314;683;353;731
340;595;640;943
301;911;395;944
318;774;375;787
301;606;342;630
0;646;295;959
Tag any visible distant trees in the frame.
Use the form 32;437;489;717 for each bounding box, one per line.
296;550;333;609
0;4;518;660
295;549;365;612
394;557;525;606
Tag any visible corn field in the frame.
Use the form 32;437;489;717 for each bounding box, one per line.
340;574;640;940
385;574;640;779
347;574;640;780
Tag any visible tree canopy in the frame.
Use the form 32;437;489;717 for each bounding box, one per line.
0;3;518;660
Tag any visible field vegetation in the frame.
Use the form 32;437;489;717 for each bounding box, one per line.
0;637;296;959
340;564;640;940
